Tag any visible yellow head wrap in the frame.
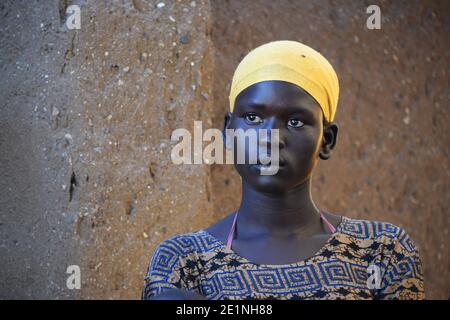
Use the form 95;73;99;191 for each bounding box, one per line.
229;40;339;123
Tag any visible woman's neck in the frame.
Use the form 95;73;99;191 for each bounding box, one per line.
236;178;323;239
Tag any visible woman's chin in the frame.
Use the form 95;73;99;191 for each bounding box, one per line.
244;167;292;193
250;178;290;194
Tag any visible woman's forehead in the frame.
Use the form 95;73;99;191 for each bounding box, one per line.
234;80;322;116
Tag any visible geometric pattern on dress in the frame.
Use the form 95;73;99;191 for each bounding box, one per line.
340;219;370;239
165;234;200;255
398;230;416;253
384;256;415;283
318;260;367;289
280;265;322;292
199;276;219;299
247;269;287;293
197;230;228;253
149;244;179;277
372;221;399;239
414;256;423;278
348;262;370;287
201;270;251;299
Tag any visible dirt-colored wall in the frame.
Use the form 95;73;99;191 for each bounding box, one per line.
0;0;448;299
1;0;216;299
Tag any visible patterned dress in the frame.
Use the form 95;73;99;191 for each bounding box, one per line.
141;216;425;300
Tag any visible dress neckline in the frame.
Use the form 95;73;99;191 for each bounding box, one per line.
200;214;347;268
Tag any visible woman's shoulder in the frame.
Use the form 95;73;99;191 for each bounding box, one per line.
339;215;418;250
339;215;403;238
151;228;224;258
339;216;424;299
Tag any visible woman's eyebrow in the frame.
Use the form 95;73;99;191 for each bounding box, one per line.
244;102;267;110
285;105;314;117
243;102;315;117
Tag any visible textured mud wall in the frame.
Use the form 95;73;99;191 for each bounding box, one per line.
209;0;449;300
1;0;215;299
0;0;448;299
70;0;215;299
1;0;83;299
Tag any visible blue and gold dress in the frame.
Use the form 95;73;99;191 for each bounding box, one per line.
141;216;425;300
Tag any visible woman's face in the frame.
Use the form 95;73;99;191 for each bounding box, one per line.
224;80;333;194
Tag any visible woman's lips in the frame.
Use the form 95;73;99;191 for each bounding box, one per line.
254;157;286;167
251;160;286;175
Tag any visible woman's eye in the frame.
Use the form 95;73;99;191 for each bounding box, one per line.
245;114;263;124
288;119;304;128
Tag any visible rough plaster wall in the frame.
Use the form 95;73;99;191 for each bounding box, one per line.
1;0;215;299
209;0;449;299
73;0;215;299
0;0;83;299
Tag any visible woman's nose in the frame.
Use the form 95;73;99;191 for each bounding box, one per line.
259;118;286;149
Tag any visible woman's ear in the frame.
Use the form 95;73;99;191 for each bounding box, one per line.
222;112;233;150
319;121;338;160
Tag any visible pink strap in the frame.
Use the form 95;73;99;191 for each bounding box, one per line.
226;210;335;250
226;211;239;250
320;211;336;234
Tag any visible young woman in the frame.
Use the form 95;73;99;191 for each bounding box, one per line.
141;40;425;300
